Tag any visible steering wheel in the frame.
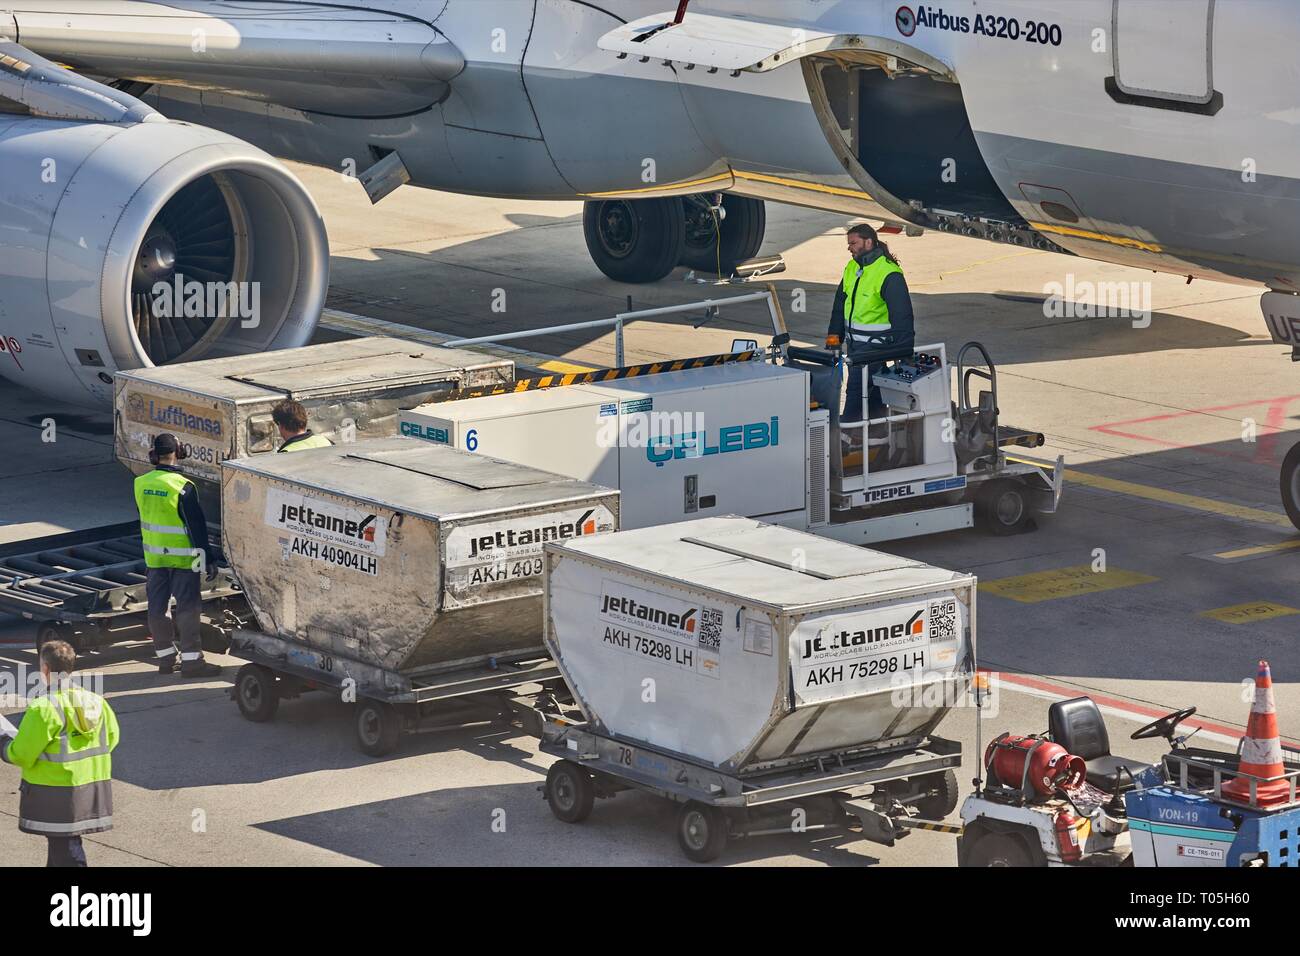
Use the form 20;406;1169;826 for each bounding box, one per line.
1131;706;1197;741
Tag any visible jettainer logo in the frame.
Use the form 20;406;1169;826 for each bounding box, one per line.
264;488;387;556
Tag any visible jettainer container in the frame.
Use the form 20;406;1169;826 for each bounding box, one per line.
115;336;514;517
544;515;975;772
222;437;619;673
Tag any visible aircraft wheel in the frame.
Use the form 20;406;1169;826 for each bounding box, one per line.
584;197;684;283
680;194;766;276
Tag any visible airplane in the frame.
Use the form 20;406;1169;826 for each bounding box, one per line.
3;0;1300;517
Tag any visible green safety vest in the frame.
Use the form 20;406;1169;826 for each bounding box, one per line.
842;255;903;337
2;685;118;834
279;433;333;453
134;469;198;570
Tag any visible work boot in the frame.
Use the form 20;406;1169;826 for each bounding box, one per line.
157;655;179;675
180;659;222;678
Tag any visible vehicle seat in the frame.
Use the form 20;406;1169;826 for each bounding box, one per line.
1048;697;1155;793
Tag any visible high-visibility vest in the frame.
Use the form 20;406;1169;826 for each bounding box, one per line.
841;255;903;337
134;469;198;570
279;432;332;453
1;685;119;835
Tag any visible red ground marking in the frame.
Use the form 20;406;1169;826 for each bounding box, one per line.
1090;395;1300;465
988;670;1300;749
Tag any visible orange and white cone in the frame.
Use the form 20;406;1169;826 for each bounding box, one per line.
1221;660;1291;807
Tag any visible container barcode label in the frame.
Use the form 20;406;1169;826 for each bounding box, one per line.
698;607;723;650
929;599;958;641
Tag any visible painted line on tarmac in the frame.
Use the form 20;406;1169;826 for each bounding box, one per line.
1201;538;1300;562
1199;602;1300;624
992;671;1300;750
1065;468;1293;530
980;564;1157;603
319;308;598;375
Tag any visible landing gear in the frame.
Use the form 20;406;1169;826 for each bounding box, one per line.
583;197;684;283
680;194;766;277
583;194;766;283
1281;442;1300;530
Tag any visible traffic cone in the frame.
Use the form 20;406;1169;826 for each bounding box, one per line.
1221;661;1292;807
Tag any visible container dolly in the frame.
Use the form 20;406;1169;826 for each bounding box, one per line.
0;533;241;655
540;718;962;863
227;627;571;757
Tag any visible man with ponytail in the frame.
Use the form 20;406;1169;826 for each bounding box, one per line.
827;222;916;422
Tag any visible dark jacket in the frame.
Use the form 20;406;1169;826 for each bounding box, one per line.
828;247;915;355
157;464;214;562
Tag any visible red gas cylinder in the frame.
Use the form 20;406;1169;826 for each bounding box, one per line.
985;734;1087;797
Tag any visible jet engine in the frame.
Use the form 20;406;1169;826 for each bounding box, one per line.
0;113;328;406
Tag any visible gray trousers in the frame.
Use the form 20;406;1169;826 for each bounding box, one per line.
146;567;202;661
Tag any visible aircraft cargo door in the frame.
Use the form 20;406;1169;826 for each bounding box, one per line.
1109;0;1221;112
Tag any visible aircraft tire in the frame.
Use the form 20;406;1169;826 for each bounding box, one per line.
584;197;685;283
680;194;766;276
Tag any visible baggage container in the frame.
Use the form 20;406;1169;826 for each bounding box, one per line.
222;437;618;673
544;515;974;772
115;336;514;517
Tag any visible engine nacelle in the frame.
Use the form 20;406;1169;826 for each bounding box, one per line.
0;117;328;405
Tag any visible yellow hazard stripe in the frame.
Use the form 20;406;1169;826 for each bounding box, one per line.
450;351;760;400
899;820;963;834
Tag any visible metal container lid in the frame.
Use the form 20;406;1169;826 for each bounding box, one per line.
116;337;510;402
548;515;970;612
223;437;616;522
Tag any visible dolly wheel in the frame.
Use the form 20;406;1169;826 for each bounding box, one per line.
976;478;1032;535
965;832;1036;867
234;664;279;723
546;760;596;823
355;700;402;757
912;769;960;820
36;622;75;653
676;801;728;863
1281;442;1300;530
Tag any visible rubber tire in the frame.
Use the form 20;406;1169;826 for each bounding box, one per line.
545;760;596;824
676;801;729;863
583;197;685;283
234;664;279;723
355;700;402;757
965;832;1038;867
35;622;74;653
976;478;1033;536
1280;442;1300;530
912;769;960;820
680;194;766;276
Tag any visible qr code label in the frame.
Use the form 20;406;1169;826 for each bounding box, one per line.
929;599;958;641
698;607;723;650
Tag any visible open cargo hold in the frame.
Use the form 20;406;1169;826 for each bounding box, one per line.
115;336;514;517
544;515;974;772
222;437;619;674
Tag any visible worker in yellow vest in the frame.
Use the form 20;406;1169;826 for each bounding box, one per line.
134;433;222;678
273;399;334;452
826;222;915;422
1;639;120;866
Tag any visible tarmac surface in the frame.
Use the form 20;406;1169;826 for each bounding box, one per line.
2;162;1298;866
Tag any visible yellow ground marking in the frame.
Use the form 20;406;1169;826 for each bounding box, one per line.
1212;539;1300;561
1200;602;1300;625
980;564;1157;603
536;359;598;374
908;250;1036;288
1064;469;1294;530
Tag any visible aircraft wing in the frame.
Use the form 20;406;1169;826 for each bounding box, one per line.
1;0;464;116
598;9;950;77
